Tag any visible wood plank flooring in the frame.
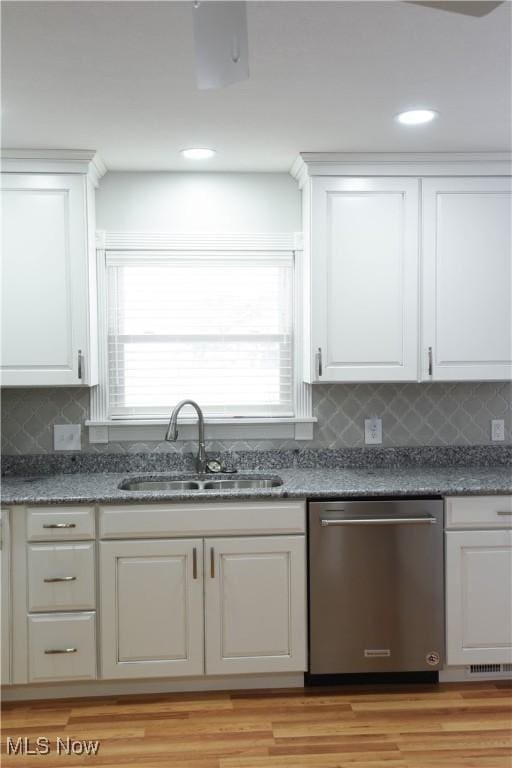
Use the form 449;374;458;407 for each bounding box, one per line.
1;681;511;767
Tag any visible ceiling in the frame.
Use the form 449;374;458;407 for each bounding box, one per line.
2;1;511;172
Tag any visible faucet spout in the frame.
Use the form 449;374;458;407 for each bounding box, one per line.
165;399;207;473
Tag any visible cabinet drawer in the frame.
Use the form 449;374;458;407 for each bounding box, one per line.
99;500;306;539
28;612;96;682
446;496;512;529
27;507;95;541
28;543;95;612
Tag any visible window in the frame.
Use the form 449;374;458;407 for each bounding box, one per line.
88;231;313;443
106;251;294;419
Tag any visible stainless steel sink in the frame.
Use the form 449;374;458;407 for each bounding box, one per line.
203;478;282;490
121;480;201;492
118;474;283;492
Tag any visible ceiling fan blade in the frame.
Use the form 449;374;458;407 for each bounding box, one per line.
407;1;504;16
193;1;249;90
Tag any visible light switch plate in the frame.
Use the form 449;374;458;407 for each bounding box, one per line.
491;419;505;442
54;424;81;451
365;417;382;445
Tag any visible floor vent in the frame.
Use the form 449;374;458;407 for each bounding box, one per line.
466;663;512;679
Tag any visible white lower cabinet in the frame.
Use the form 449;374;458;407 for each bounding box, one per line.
20;505;98;684
100;539;204;679
205;536;306;675
100;533;307;680
446;529;512;665
7;501;307;690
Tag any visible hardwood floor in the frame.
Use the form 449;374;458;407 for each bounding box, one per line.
1;682;511;767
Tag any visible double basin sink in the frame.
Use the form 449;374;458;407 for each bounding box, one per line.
119;474;283;492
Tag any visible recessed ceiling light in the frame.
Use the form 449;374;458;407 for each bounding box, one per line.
395;109;438;125
180;148;216;160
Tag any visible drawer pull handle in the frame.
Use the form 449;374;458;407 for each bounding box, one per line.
42;523;76;529
320;516;436;526
496;511;512;516
210;547;215;578
44;648;77;655
43;576;77;583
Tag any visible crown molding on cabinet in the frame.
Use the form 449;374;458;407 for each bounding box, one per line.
1;149;107;187
290;152;512;187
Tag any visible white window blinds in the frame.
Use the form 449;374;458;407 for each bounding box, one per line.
106;252;294;419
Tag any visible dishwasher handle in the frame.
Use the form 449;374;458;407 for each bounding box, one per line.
320;516;437;527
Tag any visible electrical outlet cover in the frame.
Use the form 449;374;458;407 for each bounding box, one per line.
491;419;505;442
54;424;81;451
365;418;382;445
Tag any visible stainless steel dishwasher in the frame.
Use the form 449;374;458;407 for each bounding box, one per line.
308;499;444;675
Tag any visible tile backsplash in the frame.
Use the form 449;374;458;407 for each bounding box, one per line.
1;382;511;455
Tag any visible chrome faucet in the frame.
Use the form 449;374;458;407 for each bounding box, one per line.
165;399;207;473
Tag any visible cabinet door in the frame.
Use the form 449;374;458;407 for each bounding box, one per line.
1;510;11;684
310;177;419;382
422;178;512;381
205;536;306;675
446;530;512;665
100;539;204;678
1;173;93;385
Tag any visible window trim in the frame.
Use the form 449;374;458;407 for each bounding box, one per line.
88;230;314;444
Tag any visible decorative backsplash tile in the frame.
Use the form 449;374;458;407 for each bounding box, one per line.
312;382;512;448
1;381;511;456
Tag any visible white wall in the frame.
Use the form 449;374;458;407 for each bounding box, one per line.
96;172;301;233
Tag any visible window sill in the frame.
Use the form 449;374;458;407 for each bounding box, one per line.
85;417;316;444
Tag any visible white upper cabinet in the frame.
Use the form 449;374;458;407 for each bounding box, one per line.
294;154;511;384
2;174;87;385
1;152;104;386
308;177;419;382
422;177;512;381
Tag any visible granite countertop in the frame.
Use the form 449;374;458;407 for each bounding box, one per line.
2;465;511;505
